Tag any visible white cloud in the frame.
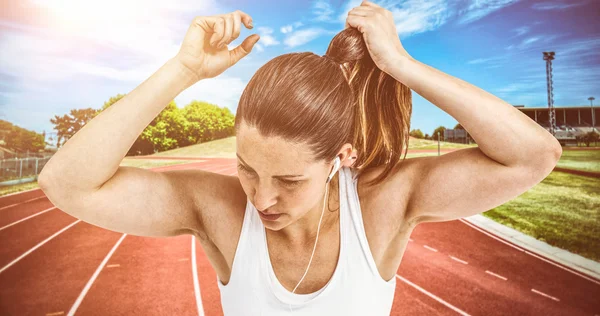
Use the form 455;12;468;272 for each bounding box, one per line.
0;0;261;134
457;0;520;25
521;36;540;47
255;27;280;47
468;57;494;64
513;26;530;37
331;0;518;39
175;74;248;113
389;0;450;37
283;28;329;48
334;0;450;38
280;21;304;34
313;0;336;22
531;1;589;10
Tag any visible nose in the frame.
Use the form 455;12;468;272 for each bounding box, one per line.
252;179;277;211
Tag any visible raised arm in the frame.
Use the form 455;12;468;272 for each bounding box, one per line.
38;11;258;237
386;55;561;225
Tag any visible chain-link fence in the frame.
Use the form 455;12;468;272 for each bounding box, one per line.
0;156;51;183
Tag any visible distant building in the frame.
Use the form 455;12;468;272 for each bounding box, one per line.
514;105;598;146
443;128;470;144
444;105;599;146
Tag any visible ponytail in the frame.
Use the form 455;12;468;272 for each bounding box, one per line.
324;28;412;187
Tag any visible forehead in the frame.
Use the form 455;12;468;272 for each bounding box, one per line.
236;122;314;169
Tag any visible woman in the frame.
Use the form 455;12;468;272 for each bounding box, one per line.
38;1;562;315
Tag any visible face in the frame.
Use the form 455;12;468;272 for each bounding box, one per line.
236;121;351;231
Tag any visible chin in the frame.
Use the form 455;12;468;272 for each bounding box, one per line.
262;218;289;231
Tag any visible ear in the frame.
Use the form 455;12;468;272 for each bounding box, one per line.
341;149;358;168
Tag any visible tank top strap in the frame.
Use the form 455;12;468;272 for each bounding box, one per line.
217;198;264;287
342;167;396;285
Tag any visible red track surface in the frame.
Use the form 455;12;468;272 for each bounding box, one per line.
1;157;598;315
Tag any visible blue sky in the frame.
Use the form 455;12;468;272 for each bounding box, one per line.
1;0;598;139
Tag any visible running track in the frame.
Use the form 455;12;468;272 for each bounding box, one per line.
1;157;598;315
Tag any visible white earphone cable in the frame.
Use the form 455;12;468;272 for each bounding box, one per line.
288;160;337;313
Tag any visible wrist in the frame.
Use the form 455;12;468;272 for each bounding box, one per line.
166;57;201;88
383;53;415;83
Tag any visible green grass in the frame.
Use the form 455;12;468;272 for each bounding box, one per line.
151;136;237;158
0;181;41;196
406;137;477;150
118;159;198;169
482;171;600;262
556;149;600;173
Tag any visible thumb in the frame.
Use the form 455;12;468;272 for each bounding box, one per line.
230;34;260;65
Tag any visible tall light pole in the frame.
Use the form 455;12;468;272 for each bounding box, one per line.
543;52;557;136
589;96;596;131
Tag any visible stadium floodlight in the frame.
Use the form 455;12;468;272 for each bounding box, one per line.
589;97;596;131
543;52;556;136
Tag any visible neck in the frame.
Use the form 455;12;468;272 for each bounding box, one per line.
272;174;340;245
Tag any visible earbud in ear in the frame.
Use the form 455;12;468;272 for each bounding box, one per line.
326;156;342;183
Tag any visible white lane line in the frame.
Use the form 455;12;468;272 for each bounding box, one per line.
531;288;560;301
191;236;205;316
0;195;47;210
67;234;127;316
396;274;471;316
523;250;600;286
485;270;507;281
0;220;81;274
423;245;438;252
0;187;43;198
459;218;600;286
459;219;524;252
0;207;55;231
408;238;413;242
46;312;64;316
449;256;468;265
106;264;120;268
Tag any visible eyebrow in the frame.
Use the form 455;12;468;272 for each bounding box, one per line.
236;153;304;179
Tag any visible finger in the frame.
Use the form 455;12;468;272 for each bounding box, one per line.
349;7;370;16
229;34;260;65
210;17;224;46
345;7;369;28
346;15;366;33
361;0;381;8
219;16;233;48
230;12;242;45
217;16;233;48
235;10;254;29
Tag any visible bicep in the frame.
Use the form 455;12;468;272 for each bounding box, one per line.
74;166;201;237
404;147;553;225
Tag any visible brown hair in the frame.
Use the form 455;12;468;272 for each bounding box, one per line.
234;27;412;188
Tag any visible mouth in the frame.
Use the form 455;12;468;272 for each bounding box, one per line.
258;210;282;221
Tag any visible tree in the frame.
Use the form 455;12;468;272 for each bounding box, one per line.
431;126;447;141
49;108;98;148
94;93;179;155
409;129;424;138
181;101;235;144
454;123;464;129
582;131;600;147
51;93;237;156
4;125;45;153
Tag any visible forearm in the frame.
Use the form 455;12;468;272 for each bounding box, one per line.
39;57;198;191
386;56;562;168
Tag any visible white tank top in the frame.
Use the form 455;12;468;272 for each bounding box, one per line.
217;166;396;315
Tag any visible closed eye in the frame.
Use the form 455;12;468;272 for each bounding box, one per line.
237;164;302;188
